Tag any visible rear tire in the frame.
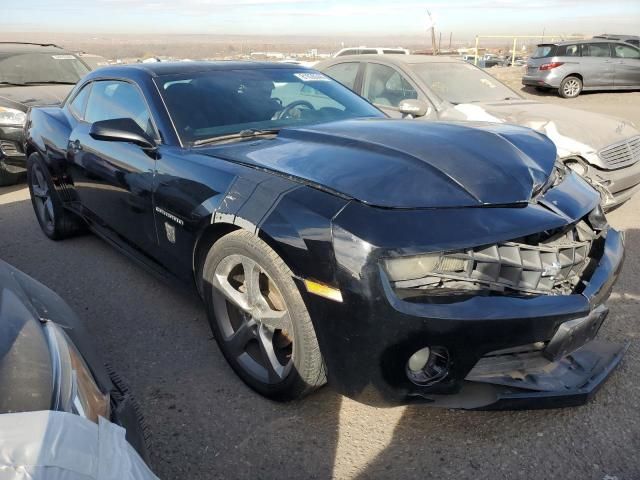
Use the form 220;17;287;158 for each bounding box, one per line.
202;230;326;401
559;76;582;98
27;153;85;240
0;161;24;187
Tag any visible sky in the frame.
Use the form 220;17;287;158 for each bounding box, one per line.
3;0;640;38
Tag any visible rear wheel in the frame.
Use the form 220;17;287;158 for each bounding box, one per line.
27;153;85;240
559;76;582;98
0;161;24;187
202;230;326;401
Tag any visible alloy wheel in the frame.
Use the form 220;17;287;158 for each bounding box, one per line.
563;79;580;97
211;254;295;384
31;164;55;232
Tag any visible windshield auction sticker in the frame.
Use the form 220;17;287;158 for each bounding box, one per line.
294;73;331;82
52;55;76;60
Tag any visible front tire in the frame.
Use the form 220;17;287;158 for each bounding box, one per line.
559;76;582;98
27;153;85;240
202;230;326;401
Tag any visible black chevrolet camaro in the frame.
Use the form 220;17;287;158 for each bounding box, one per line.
25;62;627;409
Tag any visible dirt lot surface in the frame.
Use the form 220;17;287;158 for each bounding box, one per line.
1;77;639;479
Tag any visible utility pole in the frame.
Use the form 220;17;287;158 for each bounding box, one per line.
438;31;442;53
427;10;437;55
449;32;452;51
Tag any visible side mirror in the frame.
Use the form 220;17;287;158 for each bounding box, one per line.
398;99;430;118
89;118;156;149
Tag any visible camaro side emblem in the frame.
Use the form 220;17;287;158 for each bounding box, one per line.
155;206;184;226
164;222;176;244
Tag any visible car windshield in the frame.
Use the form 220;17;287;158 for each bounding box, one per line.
410;62;518;104
156;68;384;144
0;52;89;85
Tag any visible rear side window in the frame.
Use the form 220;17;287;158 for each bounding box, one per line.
582;43;612;57
324;62;360;90
532;45;555;58
336;49;356;57
68;83;91;119
85;80;156;138
556;44;580;57
382;49;406;54
613;44;640;59
628;40;640;47
360;49;378;54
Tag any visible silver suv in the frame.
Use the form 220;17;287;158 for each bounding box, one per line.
523;39;640;98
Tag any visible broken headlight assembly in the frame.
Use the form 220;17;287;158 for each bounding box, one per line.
383;217;604;299
43;322;110;423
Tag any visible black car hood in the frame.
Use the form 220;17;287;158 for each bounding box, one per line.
0;261;53;413
0;84;74;111
199;119;557;209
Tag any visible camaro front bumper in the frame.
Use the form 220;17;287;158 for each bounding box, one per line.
305;227;625;409
300;170;626;410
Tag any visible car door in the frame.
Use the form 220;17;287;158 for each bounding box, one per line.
67;79;159;250
580;43;615;87
361;62;435;119
612;43;640;87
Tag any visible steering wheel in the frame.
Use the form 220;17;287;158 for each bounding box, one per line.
277;100;316;120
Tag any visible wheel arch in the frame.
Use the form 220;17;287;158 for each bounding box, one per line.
563;72;583;83
192;222;242;296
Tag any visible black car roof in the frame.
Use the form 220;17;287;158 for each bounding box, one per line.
95;61;303;78
0;42;67;54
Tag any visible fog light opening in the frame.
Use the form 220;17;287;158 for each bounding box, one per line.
406;346;450;386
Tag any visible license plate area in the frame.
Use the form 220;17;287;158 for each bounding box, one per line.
544;306;608;361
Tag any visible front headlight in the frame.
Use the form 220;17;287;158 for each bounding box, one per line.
43;322;110;423
0;106;27;126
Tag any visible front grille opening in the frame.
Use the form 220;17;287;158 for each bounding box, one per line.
393;217;605;300
599;135;640;170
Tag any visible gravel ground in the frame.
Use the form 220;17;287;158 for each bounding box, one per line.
1;84;639;479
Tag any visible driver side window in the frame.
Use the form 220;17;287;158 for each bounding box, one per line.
85;80;157;138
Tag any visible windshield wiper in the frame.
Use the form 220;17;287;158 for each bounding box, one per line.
0;81;28;86
193;128;280;146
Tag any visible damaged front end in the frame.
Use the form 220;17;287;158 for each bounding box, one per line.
318;170;627;409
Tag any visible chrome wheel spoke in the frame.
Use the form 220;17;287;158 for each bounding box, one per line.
44;198;55;224
32;183;48;198
242;258;262;309
256;307;290;331
225;318;256;358
213;256;251;312
257;326;289;382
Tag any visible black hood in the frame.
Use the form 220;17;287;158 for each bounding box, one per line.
0;84;74;111
199;119;557;209
0;261;53;413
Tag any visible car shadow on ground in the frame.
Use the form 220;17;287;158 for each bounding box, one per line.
1;190;638;479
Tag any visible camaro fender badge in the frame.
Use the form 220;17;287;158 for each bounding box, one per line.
164;222;176;244
155;206;184;226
